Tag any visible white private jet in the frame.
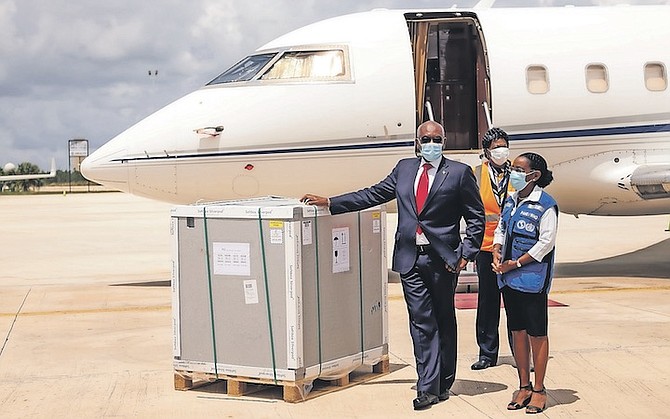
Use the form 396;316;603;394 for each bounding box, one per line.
0;158;57;182
81;5;670;216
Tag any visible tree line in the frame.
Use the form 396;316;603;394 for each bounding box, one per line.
1;162;92;192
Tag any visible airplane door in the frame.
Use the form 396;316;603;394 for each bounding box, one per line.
407;14;491;150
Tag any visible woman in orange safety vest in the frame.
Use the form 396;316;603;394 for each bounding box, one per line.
471;127;514;371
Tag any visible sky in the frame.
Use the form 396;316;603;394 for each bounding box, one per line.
1;0;668;171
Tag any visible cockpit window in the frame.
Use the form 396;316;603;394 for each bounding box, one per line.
260;50;346;81
207;53;276;85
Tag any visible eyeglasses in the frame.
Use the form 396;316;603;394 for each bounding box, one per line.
419;136;444;144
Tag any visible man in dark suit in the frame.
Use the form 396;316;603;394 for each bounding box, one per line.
302;121;485;410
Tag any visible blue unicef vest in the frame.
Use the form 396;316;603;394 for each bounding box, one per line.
498;191;558;293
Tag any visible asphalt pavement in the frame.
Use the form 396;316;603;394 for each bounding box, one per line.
1;192;669;418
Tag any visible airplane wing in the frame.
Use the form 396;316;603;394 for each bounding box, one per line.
0;158;56;181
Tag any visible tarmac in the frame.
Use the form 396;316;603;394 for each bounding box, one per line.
1;192;669;418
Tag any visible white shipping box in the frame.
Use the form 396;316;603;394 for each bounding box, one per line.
171;197;388;382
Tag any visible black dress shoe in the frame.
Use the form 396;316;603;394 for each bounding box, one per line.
438;390;450;401
413;391;439;410
470;359;494;370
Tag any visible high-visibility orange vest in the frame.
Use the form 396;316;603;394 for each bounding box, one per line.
474;161;514;252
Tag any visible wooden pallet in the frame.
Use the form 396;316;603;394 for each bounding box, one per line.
174;355;390;403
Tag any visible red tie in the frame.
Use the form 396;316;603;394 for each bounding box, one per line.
416;163;432;234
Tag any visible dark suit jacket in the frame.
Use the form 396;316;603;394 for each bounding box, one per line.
330;156;485;275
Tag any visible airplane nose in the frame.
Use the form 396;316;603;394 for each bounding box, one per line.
80;145;130;193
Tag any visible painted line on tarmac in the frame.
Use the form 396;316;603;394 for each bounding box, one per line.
6;285;669;316
551;285;670;294
0;305;171;317
386;285;670;301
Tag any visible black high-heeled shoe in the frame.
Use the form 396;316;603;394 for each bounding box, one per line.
526;387;547;414
507;382;533;410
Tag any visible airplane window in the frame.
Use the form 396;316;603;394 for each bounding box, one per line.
644;62;667;91
207;53;276;85
260;50;346;81
526;65;549;94
585;64;609;93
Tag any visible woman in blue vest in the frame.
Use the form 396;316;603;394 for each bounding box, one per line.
491;152;557;414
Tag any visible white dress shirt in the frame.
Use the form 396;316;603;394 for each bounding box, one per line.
493;185;558;262
414;157;442;245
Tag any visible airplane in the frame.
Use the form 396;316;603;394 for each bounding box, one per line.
80;4;670;216
0;158;57;182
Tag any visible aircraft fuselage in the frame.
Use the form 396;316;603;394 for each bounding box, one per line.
81;6;670;216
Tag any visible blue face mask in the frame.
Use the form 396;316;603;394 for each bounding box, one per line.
420;142;443;162
510;170;535;191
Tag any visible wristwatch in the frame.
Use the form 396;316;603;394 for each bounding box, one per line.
516;260;522;268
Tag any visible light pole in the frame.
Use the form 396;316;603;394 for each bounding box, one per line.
148;70;159;111
148;69;158;85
